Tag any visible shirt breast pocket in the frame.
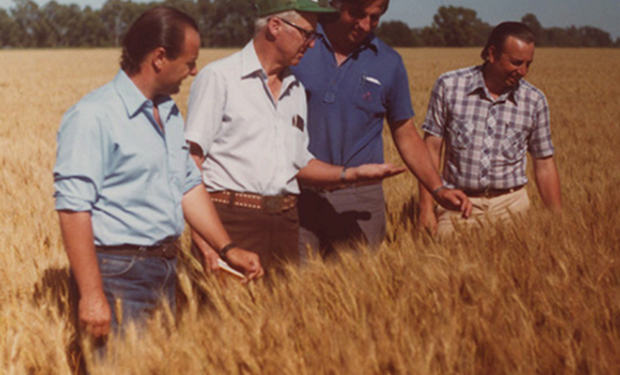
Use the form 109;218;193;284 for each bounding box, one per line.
448;121;474;151
284;116;308;170
501;125;526;161
352;74;385;116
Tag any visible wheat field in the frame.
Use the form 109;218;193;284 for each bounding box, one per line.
0;47;619;374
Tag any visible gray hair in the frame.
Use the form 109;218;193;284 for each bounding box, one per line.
255;10;302;34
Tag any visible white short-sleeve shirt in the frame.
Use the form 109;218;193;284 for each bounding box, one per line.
185;41;314;196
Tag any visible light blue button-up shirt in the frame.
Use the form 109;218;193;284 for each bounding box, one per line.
54;70;203;246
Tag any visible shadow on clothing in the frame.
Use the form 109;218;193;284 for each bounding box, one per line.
298;188;372;260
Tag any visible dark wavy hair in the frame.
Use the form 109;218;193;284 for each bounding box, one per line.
330;0;389;14
481;22;535;61
121;6;199;76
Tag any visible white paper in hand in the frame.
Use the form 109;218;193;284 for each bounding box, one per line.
217;258;246;279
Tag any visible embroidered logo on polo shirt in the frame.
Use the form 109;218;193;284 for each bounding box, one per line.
293;115;305;131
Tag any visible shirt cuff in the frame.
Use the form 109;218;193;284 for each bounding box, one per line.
54;194;93;212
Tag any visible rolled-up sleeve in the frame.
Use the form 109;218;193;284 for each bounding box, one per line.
53;106;106;212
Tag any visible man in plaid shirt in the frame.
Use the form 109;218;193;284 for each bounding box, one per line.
419;22;562;236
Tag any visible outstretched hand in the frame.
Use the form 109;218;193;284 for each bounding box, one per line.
349;163;406;182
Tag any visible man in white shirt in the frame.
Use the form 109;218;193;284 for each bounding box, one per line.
185;0;404;271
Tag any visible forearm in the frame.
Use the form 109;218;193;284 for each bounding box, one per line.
191;227;214;251
296;159;346;187
58;210;103;296
392;121;443;192
296;158;406;188
184;185;263;279
534;157;562;211
418;181;436;213
183;185;232;252
415;133;444;213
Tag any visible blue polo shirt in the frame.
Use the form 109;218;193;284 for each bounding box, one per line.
291;24;414;167
53;70;203;247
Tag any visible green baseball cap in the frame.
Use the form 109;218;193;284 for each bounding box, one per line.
257;0;338;17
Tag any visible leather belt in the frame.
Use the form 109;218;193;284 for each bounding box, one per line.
96;242;178;259
463;186;523;198
210;191;297;214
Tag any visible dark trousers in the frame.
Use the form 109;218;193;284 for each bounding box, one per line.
213;202;300;271
298;184;386;260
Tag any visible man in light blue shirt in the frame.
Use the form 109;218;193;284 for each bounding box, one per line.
53;7;263;344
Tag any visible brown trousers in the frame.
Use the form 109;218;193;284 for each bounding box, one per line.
212;202;300;271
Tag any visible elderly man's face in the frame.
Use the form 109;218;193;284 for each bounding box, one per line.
276;12;318;67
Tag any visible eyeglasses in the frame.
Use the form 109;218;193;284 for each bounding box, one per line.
277;17;320;43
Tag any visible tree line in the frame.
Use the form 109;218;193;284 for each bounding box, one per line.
1;0;618;48
376;6;620;48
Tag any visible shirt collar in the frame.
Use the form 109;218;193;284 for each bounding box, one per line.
113;69;176;121
317;22;379;56
241;40;299;96
467;65;520;105
241;41;264;79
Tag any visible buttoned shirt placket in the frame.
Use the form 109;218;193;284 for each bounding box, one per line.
142;99;183;233
257;69;297;195
479;87;511;190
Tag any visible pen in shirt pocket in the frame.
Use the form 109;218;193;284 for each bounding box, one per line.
362;74;381;86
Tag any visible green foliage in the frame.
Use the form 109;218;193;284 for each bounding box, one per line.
381;7;616;49
520;13;613;47
0;8;18;46
207;0;255;47
375;20;421;47
0;1;616;48
429;6;491;47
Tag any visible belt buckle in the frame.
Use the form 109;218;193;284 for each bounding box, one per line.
262;195;283;214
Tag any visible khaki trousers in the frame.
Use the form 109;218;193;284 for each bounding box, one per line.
436;187;530;237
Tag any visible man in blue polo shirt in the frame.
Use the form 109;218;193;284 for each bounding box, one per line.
291;0;471;257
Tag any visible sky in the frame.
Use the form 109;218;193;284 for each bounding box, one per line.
1;0;618;40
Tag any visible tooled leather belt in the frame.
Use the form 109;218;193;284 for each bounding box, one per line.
210;190;297;214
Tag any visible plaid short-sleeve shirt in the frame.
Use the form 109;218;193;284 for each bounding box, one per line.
422;65;555;191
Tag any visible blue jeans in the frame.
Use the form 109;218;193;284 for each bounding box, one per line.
97;252;177;334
